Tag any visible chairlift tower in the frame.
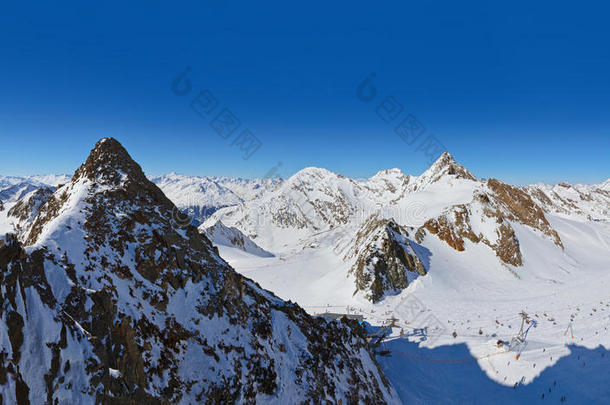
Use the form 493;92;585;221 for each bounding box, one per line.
510;311;530;359
564;319;574;339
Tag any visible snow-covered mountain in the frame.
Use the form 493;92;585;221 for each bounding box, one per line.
5;186;54;231
3;141;609;403
0;176;69;234
150;173;282;225
201;152;610;402
206;153;601;262
205;152;572;299
0;184;58;236
0;138;397;404
0;174;70;190
0;183;41;204
525;180;610;222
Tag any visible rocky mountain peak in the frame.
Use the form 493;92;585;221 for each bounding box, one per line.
3;138;397;404
73;137;148;186
415;151;477;188
24;138;176;246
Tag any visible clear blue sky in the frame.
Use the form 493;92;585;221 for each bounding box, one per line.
1;1;608;184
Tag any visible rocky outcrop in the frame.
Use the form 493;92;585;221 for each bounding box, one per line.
487;179;563;249
420;196;524;267
7;186;53;223
344;215;428;303
1;138;397;404
418;180;563;267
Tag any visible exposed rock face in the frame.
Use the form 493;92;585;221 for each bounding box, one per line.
487;179;563;249
7;186;54;223
344;215;428;303
419;179;564;267
422;204;478;252
411;151;477;190
1;138;397;404
421;196;525;267
201;220;274;257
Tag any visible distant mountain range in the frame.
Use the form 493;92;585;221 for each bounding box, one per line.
1;141;609;403
149;173;282;226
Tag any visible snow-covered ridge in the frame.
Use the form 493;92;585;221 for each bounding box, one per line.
525;179;610;222
0;138;397;404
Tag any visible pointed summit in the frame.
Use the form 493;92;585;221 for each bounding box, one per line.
5;139;396;403
415;151;477;188
24;138;175;246
73;137;148;186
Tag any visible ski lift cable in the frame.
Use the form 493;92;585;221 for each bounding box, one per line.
390;348;511;364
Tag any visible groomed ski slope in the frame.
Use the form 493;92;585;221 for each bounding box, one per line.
218;214;610;403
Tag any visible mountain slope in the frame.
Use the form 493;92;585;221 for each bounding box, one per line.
0;183;40;204
206;152;570;301
201;220;274;257
1;138;397;404
207;156;610;403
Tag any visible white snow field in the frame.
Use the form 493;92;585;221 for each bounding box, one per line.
200;156;610;403
216;212;610;403
2;156;609;403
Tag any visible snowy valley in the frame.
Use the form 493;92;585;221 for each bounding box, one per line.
1;140;610;404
